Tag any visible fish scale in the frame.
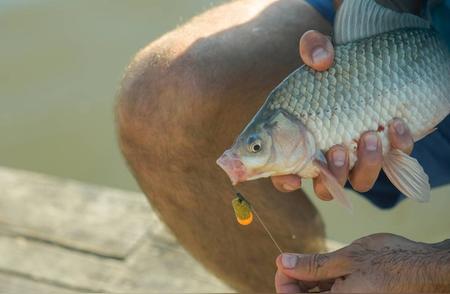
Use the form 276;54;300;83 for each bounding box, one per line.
264;29;450;155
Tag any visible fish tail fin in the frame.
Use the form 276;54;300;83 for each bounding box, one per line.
382;149;430;202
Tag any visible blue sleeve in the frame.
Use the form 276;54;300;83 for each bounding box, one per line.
305;0;335;23
430;0;450;48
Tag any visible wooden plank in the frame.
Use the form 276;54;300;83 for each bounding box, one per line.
0;233;231;292
112;236;233;292
0;234;124;292
0;167;341;292
0;274;78;294
0;167;157;258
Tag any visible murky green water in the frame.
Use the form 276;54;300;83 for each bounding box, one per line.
1;1;448;244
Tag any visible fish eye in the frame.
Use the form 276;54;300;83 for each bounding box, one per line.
247;136;262;153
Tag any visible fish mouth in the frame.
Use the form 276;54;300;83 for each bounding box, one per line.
216;150;248;185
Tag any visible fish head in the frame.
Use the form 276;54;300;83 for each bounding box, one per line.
217;110;316;185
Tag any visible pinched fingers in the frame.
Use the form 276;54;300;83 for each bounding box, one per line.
388;118;414;155
275;269;302;293
349;132;383;192
299;30;334;71
275;269;335;294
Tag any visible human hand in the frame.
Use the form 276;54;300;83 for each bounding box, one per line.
275;233;450;293
270;30;414;200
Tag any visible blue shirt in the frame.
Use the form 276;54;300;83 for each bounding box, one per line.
306;0;450;208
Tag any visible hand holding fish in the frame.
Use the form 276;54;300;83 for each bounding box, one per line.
271;30;415;200
275;233;450;293
217;0;449;209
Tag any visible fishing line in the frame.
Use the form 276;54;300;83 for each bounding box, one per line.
231;186;283;254
252;206;283;254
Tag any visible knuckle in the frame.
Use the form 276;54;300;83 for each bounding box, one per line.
305;254;325;276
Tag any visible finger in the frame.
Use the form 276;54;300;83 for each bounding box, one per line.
276;251;353;282
313;146;348;201
325;145;349;186
313;176;333;201
271;175;302;192
298;280;335;293
330;277;349;293
299;30;334;71
275;269;302;293
275;274;332;293
349;132;383;192
388;118;414;155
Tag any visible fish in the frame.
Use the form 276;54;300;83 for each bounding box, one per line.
232;193;253;226
217;0;450;210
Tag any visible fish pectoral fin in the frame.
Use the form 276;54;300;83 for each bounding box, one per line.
382;149;431;202
314;160;353;212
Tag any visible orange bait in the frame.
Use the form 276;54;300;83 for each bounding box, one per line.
231;193;253;226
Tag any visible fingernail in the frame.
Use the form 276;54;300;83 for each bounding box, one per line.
312;47;329;64
281;254;298;269
364;133;378;151
282;183;298;191
393;120;405;136
332;149;346;167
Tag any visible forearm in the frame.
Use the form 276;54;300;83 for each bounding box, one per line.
429;239;450;291
411;239;450;292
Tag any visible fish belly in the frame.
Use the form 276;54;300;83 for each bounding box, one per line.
264;29;450;156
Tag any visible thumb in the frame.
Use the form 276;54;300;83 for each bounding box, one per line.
276;250;352;282
299;30;334;72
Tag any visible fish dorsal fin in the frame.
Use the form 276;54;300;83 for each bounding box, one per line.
334;0;430;45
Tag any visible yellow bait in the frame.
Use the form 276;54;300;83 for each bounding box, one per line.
232;193;253;226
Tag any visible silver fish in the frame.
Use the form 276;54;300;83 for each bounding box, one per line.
217;0;450;209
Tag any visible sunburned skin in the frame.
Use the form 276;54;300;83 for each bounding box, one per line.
116;0;331;292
